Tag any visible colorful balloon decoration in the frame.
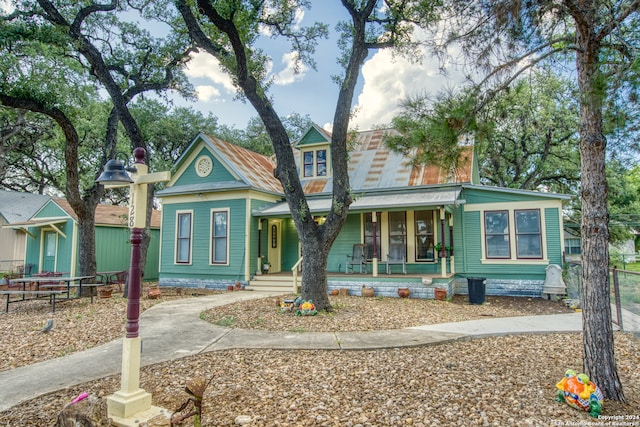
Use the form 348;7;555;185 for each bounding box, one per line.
555;369;604;417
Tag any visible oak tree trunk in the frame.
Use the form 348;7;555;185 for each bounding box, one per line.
576;12;625;401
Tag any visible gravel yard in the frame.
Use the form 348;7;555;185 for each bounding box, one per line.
0;287;639;426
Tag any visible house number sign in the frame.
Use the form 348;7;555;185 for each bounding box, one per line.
271;224;277;248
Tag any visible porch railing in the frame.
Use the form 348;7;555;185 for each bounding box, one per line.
291;257;303;294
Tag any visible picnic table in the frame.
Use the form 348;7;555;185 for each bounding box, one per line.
0;290;66;313
9;275;96;300
96;270;128;291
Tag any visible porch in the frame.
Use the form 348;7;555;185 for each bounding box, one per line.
247;271;457;300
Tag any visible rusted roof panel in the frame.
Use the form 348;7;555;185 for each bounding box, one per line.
303;179;328;194
54;198;161;228
343;128;473;190
202;134;283;194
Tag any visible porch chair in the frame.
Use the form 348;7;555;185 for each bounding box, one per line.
111;270;129;292
345;243;367;274
386;243;407;275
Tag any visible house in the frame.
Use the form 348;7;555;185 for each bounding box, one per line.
564;222;637;264
0;190;51;275
6;198;162;279
156;125;570;298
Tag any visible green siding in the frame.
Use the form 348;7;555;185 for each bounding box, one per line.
173;147;237;187
328;214;362;272
297;127;329;146
28;200;73;273
33;202;68;219
25;224;74;274
94;226;160;280
462;187;554;204
95;226;131;274
160;198;247;281
459;206;559;280
544;207;563;265
461;210;483;273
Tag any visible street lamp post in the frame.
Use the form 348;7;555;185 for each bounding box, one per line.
97;147;170;425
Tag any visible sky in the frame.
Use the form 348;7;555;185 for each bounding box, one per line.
173;3;467;131
1;1;466;132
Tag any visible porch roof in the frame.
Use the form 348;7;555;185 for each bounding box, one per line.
3;217;69;239
254;188;463;217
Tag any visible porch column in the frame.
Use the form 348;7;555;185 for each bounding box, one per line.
440;207;446;278
449;215;455;275
256;219;263;275
372;212;378;277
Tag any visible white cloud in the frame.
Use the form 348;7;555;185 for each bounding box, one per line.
194;85;221;102
185;52;236;93
350;37;466;130
273;51;308;85
1;0;14;13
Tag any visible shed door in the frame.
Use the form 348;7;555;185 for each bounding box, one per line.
43;231;57;272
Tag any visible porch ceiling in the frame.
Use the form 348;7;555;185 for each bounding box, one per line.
254;188;463;217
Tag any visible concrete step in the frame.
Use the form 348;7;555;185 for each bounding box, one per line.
247;274;299;293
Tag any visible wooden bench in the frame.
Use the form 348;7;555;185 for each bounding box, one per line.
0;290;66;313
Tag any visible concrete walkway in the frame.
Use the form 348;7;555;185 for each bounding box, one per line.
0;291;633;412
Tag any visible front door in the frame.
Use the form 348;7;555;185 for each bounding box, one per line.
267;220;281;273
42;230;57;272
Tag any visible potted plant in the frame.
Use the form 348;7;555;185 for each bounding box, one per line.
98;286;113;298
434;243;450;258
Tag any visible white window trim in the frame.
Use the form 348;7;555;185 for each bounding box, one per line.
174;210;193;265
301;148;331;179
466;201;556;264
210;208;230;266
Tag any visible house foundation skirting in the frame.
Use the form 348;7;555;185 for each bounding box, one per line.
327;277;456;300
454;278;544;298
158;277;244;290
159;276;545;299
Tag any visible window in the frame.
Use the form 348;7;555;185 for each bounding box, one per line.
176;212;192;263
515;209;542;258
364;212;381;260
415;211;435;261
211;210;228;264
388;211;407;260
303;151;314;177
316;149;327;176
302;149;329;178
566;238;581;255
485;210;510;258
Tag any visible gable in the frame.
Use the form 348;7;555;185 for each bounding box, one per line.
164;133;282;196
34;200;71;220
172;145;238;188
296;124;331;147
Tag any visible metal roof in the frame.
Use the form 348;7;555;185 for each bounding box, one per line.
53;199;162;228
200;133;283;194
256;187;464;217
295;128;475;194
0;190;50;224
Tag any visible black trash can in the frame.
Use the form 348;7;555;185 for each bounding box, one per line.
467;277;486;304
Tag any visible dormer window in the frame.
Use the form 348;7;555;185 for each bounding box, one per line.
303;149;327;178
